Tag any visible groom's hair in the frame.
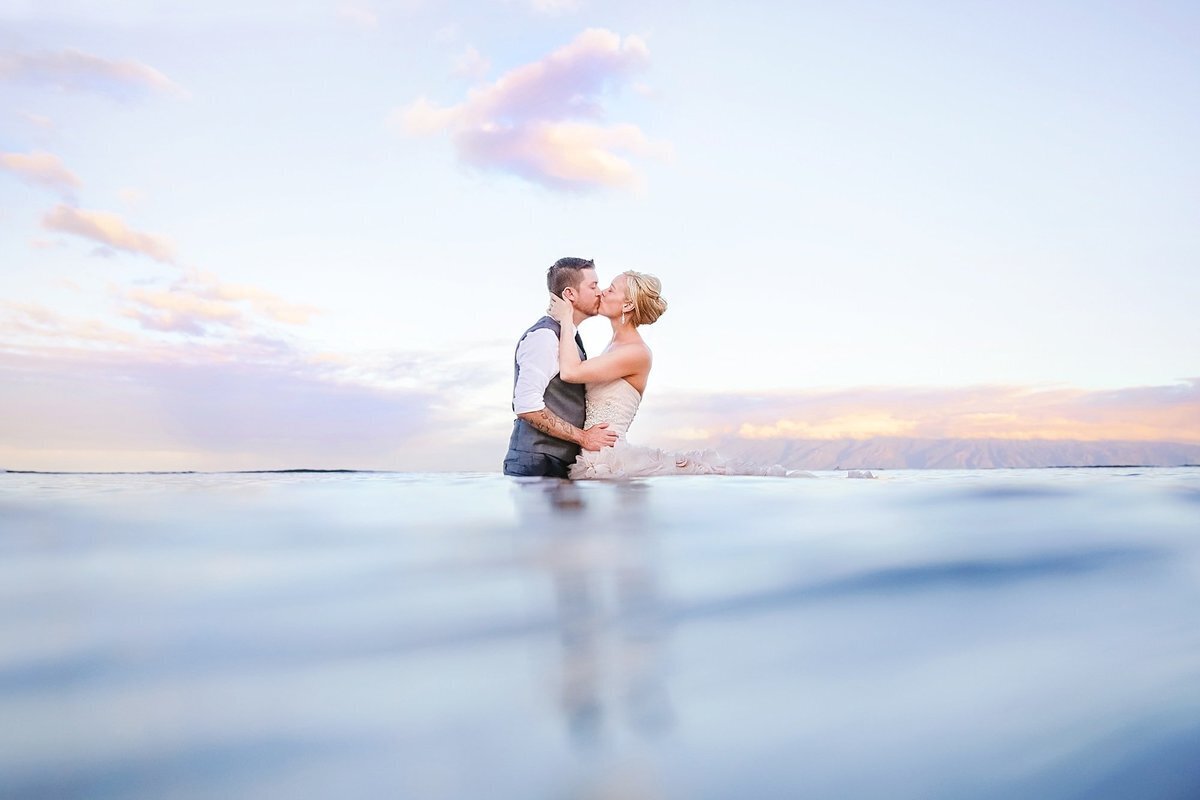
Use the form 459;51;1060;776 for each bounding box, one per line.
547;257;595;298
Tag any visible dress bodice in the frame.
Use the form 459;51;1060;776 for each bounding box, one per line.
583;379;642;439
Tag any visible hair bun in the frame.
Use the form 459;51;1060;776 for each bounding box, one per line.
624;271;667;326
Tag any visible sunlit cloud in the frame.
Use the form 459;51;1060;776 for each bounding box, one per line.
739;413;919;440
0;150;82;195
641;382;1200;446
396;28;666;190
0;309;505;471
120;271;319;336
0;349;437;472
1;302;139;349
4;285;1196;472
41;204;175;264
123;287;243;335
191;272;320;325
0;48;187;98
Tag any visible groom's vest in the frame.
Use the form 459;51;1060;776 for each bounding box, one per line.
507;317;587;463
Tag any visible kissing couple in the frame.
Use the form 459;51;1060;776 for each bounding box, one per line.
503;257;811;480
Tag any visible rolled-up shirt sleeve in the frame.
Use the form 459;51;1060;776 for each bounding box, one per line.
512;328;560;414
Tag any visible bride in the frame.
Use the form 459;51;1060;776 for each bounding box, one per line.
548;271;812;480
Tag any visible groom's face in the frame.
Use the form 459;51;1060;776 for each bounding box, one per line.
566;268;602;317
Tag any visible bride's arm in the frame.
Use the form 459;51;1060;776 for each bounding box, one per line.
549;295;650;385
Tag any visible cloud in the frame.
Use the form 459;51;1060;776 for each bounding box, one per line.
32;196;316;338
120;271;319;335
0;349;438;471
739;413;918;440
453;45;490;81
638;381;1200;446
0;150;82;195
1;302;139;349
0;48;186;98
4;295;1195;472
190;272;320;325
455;120;664;189
0;312;505;471
396;28;666;190
41;204;175;263
123;287;243;335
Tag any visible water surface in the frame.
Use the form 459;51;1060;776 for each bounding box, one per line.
1;468;1198;799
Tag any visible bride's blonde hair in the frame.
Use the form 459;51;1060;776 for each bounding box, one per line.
623;271;667;326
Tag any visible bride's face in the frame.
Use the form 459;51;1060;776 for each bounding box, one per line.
599;275;629;319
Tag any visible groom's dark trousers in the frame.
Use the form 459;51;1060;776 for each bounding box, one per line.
502;451;573;479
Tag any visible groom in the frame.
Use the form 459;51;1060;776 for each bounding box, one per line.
503;257;617;478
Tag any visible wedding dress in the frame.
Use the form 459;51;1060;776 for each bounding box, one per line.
569;378;815;480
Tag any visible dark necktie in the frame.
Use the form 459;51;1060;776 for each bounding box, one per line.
576;331;587;361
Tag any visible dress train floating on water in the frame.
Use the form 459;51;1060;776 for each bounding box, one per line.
568;379;817;480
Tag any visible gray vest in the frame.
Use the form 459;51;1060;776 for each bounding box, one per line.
507;316;587;463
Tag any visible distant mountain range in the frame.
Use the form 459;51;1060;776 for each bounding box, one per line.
691;437;1200;470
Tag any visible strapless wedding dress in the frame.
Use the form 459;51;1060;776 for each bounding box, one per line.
569;379;815;480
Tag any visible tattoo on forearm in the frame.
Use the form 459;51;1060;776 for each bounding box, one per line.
522;408;580;444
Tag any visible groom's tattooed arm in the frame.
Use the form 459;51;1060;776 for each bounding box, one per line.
518;409;616;451
517;407;583;445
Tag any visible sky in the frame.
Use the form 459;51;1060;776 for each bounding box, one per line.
1;0;1198;471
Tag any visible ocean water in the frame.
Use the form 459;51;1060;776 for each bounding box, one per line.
1;468;1198;799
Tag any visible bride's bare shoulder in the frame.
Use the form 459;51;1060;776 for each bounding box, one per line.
614;340;652;362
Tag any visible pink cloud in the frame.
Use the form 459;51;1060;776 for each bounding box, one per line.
0;48;186;98
42;205;175;263
396;28;666;190
1;302;139;349
455;121;664;189
3;299;1195;472
188;271;319;325
0;151;81;195
0;350;437;471
0;315;506;471
119;271;319;336
23;202;316;340
122;287;242;335
637;382;1200;446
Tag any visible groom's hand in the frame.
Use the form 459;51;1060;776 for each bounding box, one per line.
580;423;617;451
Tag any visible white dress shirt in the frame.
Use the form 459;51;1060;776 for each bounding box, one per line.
512;328;561;414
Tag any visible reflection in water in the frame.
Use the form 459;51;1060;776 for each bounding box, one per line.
514;480;672;749
511;480;673;800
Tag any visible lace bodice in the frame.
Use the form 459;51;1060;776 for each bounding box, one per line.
583;379;642;439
